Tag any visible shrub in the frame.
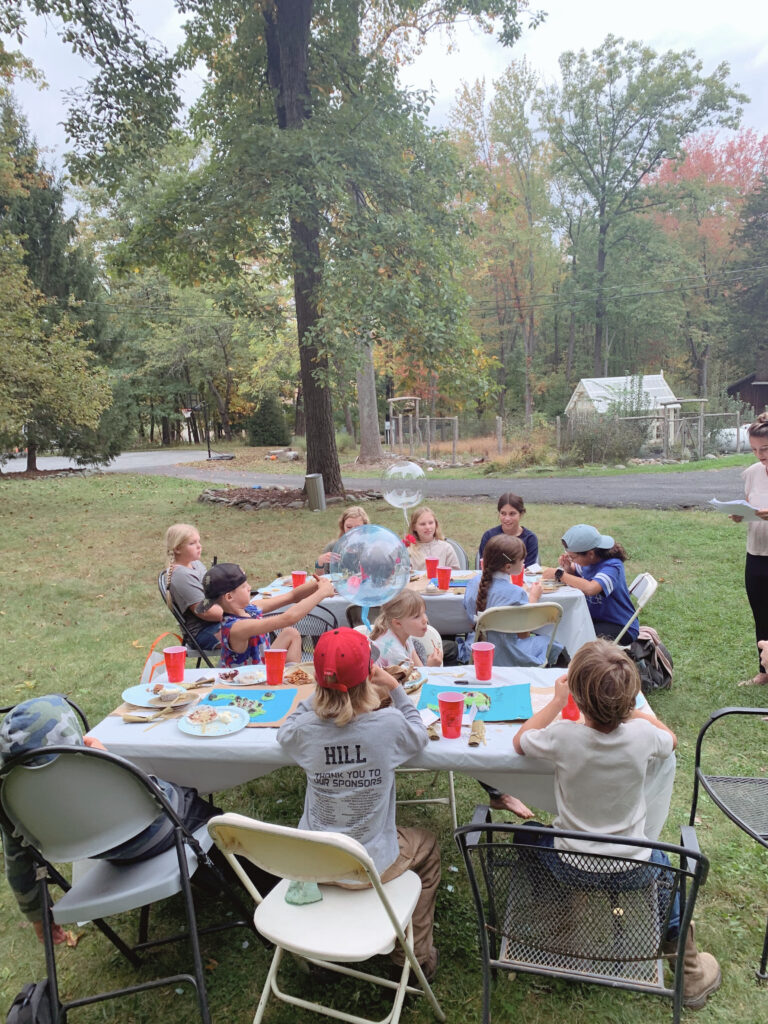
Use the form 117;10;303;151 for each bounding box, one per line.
565;413;650;464
245;395;290;446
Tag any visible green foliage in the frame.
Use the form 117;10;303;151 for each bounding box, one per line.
245;395;290;447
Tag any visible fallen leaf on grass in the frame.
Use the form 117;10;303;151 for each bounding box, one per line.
64;930;81;947
205;958;219;972
131;640;144;648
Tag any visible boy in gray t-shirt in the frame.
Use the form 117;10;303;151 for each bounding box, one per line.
514;639;720;1010
277;627;440;979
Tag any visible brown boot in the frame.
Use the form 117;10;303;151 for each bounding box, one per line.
679;922;722;1009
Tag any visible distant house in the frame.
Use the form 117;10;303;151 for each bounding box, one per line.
564;372;680;447
726;361;768;416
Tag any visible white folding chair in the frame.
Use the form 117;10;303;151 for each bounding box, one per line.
0;746;242;1024
613;573;658;645
207;813;445;1024
475;602;563;667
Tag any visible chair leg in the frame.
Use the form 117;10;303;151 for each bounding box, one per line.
757;914;768;981
174;832;212;1024
253;945;283;1024
448;771;457;831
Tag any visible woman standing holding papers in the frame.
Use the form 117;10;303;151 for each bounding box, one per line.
733;414;768;685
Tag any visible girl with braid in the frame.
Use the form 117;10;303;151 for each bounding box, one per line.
461;534;565;668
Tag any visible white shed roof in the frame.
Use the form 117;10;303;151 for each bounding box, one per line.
565;373;679;415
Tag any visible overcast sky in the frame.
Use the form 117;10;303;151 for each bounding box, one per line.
5;0;767;173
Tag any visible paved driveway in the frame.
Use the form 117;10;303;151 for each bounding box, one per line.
3;450;746;510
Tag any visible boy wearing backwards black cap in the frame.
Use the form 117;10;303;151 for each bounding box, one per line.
277;627;440;979
198;563;335;666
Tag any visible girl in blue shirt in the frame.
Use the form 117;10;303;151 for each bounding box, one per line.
541;524;638;642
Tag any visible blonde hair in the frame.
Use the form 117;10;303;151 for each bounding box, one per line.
370;591;427;641
164;523;198;608
338;506;370;536
409;506;445;542
567;639;640;731
313;678;380;727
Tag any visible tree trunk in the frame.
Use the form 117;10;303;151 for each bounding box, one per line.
25;441;37;472
566;311;576;378
264;0;343;495
294;384;305;436
208;379;232;440
594;217;608;376
161;415;171;446
356;335;384;462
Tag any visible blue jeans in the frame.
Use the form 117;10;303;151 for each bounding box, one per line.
521;831;680;939
194;621;221;650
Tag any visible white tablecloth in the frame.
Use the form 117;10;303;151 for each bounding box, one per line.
263;577;596;655
91;665;674;840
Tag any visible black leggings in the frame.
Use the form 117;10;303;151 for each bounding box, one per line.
745;553;768;673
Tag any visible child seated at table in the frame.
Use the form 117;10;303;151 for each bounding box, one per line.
406;507;459;573
199;563;336;666
164;523;223;649
277;627;440;979
370;591;443;668
461;535;565;668
315;505;370;573
513;640;721;1009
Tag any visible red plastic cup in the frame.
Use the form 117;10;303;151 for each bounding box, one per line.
510;570;525;586
424;557;439;580
471;641;495;681
436;566;452;590
264;648;288;685
438;691;465;739
291;570;307;588
562;693;580;721
163;645;187;684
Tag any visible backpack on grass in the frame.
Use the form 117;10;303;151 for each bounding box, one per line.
6;980;56;1024
626;625;673;695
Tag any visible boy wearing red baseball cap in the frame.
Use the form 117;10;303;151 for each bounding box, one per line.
277;627;440;979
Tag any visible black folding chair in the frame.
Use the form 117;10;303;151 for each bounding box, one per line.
455;808;707;1024
157;570;217;668
690;705;768;979
0;745;252;1024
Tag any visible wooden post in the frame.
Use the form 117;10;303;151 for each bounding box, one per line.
452;417;459;465
398;413;403;450
698;401;705;460
662;406;669;460
408;413;414;457
426;417;431;460
736;409;741;453
556;415;561;452
496;415;503;454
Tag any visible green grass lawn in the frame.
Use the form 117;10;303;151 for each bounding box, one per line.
1;474;767;1022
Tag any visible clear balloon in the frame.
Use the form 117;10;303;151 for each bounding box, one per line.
380;461;426;511
328;525;410;608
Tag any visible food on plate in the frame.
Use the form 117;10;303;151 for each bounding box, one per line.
219;669;239;681
152;684;183;703
284;666;313;686
384;662;421;684
187;706;219;725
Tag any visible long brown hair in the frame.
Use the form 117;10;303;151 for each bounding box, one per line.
475;535;527;615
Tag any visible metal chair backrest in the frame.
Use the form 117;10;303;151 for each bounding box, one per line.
445;538;469;570
1;746;170;862
455;813;707;1023
613;573;658;644
475;602;563;666
157;570;215;667
689;706;768;977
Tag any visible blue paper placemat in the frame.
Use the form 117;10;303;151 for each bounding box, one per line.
200;687;299;725
417;682;532;722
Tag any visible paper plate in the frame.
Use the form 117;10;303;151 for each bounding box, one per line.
178;705;250;737
121;683;191;709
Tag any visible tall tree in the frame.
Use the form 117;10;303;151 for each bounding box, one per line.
541;35;745;375
3;0;536;493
